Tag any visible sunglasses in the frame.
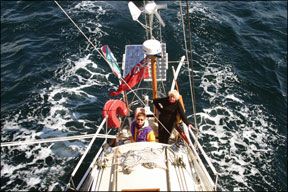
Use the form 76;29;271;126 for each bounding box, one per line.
137;118;144;121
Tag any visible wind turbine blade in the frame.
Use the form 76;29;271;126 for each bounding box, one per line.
128;1;142;21
155;11;165;27
156;4;167;10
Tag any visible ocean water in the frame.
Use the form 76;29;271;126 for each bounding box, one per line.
1;1;287;191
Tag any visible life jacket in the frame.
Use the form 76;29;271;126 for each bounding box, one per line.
130;121;152;142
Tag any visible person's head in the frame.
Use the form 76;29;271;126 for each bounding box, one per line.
135;112;146;127
168;90;180;103
134;107;145;117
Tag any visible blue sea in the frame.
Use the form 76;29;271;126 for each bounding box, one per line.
1;1;287;191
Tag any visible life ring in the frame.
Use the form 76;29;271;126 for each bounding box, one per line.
102;99;129;128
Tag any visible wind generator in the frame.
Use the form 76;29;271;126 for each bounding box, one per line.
128;1;167;39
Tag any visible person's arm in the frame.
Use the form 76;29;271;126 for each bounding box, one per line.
177;101;190;126
152;97;167;112
146;130;156;142
130;121;136;142
177;102;197;131
129;136;135;142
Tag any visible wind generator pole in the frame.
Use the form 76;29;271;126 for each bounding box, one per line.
143;39;162;113
151;55;158;100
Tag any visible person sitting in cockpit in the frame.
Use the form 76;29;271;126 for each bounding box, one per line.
130;109;155;142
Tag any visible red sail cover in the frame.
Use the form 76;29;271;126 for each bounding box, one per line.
110;57;149;96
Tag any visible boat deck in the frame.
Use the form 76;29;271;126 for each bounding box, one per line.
85;142;199;191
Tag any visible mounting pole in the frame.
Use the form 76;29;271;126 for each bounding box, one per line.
150;55;158;100
143;39;162;113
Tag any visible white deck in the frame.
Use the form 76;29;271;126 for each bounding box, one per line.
88;142;201;191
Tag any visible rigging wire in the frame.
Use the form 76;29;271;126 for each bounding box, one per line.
54;1;102;57
1;133;115;147
179;0;199;131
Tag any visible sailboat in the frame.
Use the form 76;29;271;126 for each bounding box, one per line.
1;1;219;191
64;1;218;191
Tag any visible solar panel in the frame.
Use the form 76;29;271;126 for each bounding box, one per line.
122;44;168;81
